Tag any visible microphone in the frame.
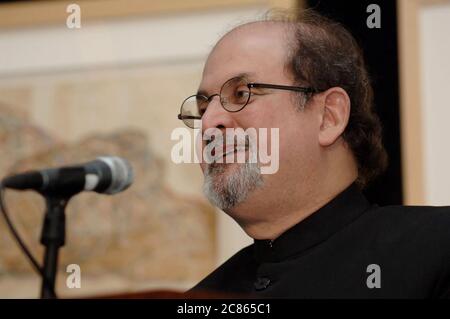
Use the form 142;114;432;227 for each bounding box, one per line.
1;156;133;196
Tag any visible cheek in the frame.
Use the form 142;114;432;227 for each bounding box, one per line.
278;114;320;166
195;131;206;171
235;100;283;129
189;134;206;174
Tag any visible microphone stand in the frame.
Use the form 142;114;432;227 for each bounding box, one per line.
39;195;70;299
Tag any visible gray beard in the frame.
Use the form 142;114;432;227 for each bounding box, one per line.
202;162;263;210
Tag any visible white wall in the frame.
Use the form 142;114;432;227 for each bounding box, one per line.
419;3;450;205
0;7;266;76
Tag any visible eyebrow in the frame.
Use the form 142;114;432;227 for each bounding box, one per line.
196;72;257;96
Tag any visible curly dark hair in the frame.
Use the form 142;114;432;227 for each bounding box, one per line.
265;9;388;188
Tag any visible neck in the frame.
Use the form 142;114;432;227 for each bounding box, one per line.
230;154;358;240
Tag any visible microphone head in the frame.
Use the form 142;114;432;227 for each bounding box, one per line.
97;156;134;194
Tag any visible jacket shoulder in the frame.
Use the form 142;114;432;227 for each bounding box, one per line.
366;204;450;239
371;204;450;225
353;205;450;297
187;243;254;293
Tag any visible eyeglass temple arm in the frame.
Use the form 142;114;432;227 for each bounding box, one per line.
249;83;316;93
178;114;202;120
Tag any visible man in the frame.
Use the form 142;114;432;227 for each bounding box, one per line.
178;10;450;298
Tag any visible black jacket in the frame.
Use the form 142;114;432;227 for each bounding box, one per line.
190;183;450;298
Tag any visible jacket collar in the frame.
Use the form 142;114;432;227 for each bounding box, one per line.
253;182;372;263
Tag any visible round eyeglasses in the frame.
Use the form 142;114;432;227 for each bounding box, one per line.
177;76;316;128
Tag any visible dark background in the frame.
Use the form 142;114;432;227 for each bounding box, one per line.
307;0;403;205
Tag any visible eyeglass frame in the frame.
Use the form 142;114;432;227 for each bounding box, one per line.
177;76;318;128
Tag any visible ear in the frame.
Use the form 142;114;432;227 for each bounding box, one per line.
318;87;351;146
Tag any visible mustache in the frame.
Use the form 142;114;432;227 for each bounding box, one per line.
204;134;252;163
205;134;250;148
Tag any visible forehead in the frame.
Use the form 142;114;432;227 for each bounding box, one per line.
200;22;290;92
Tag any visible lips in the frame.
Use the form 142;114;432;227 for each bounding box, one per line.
212;144;248;162
213;144;235;158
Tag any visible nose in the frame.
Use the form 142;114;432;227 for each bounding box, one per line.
201;94;236;133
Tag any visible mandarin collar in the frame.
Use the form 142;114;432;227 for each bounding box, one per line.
253;182;372;263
